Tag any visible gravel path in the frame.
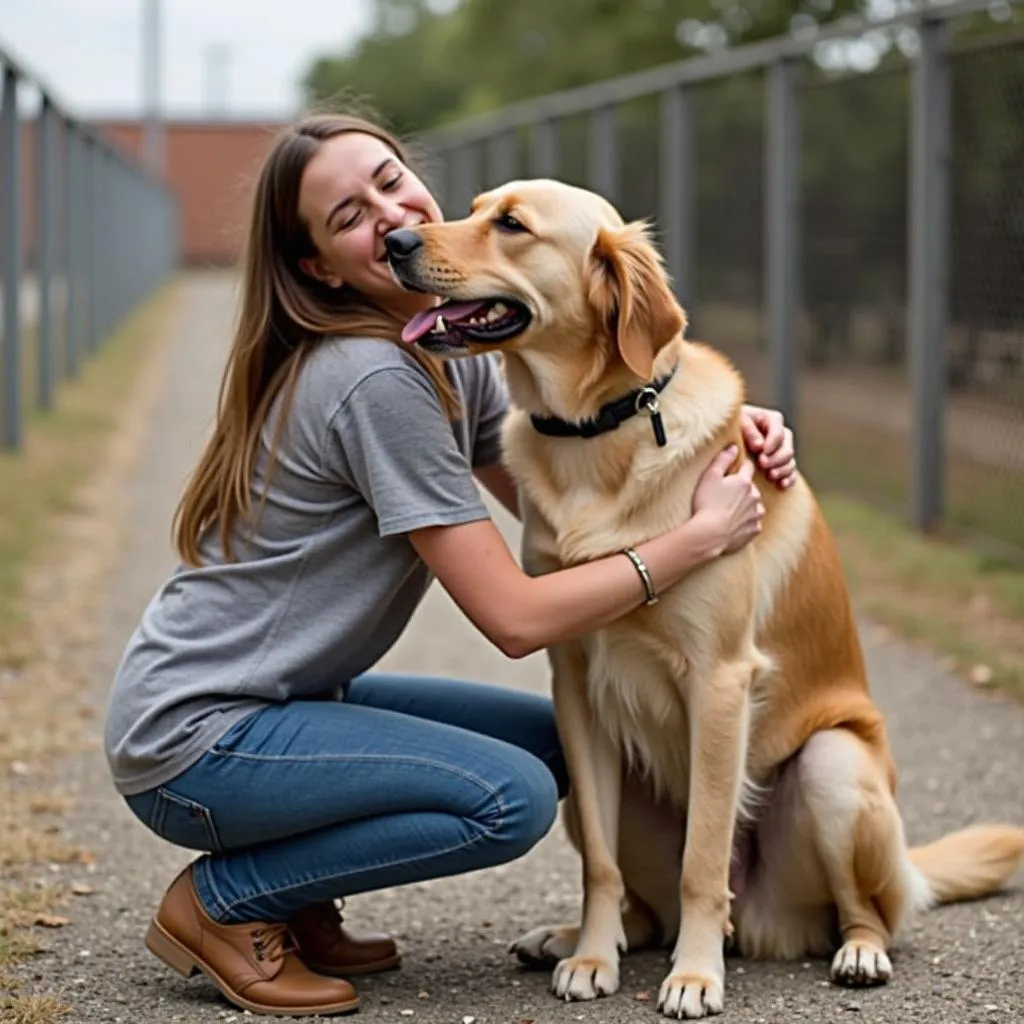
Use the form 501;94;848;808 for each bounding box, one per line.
14;272;1024;1024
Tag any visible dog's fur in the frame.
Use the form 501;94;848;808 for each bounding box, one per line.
391;180;1024;1018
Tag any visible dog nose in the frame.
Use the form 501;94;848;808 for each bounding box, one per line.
384;229;423;261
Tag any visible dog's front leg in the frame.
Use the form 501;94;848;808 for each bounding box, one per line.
658;658;754;1020
549;641;626;1002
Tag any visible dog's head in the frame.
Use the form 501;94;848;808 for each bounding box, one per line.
387;180;686;390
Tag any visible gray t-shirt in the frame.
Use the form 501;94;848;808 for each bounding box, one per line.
103;336;508;796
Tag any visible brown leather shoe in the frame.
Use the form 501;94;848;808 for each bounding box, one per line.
145;864;360;1017
289;900;401;977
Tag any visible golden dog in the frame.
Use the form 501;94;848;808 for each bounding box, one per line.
388;180;1024;1019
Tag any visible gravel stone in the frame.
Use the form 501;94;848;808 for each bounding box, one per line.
13;273;1023;1023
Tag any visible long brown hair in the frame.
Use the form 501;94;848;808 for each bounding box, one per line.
172;113;458;566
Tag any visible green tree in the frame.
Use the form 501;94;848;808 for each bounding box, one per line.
302;0;869;133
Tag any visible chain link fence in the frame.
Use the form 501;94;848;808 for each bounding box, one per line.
796;62;912;517
0;44;178;452
426;2;1024;558
946;31;1024;555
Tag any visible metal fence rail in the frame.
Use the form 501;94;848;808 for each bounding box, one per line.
0;39;178;451
420;0;1024;558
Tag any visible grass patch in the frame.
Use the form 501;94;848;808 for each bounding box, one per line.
0;927;46;972
0;279;179;1013
803;410;1024;556
0;283;177;652
821;492;1024;697
0;884;68;957
0;790;85;870
0;883;70;1019
0;993;70;1024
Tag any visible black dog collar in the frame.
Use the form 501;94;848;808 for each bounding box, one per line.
530;365;677;448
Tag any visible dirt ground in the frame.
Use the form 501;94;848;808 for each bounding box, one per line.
8;272;1024;1024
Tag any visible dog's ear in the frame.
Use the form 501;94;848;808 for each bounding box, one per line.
587;221;687;381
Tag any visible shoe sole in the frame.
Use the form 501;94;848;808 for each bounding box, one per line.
145;918;360;1017
308;953;402;977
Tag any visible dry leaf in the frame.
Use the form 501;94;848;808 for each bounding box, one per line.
635;990;652;1002
71;883;96;896
34;913;70;928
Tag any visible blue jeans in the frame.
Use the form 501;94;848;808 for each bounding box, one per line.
124;674;567;924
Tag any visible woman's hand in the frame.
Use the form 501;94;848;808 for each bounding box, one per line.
691;445;765;556
740;404;797;489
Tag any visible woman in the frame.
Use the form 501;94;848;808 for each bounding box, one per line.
103;112;797;1017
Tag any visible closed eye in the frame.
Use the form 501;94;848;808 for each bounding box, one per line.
329;168;405;232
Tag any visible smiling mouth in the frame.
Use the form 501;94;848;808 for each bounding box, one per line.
400;297;532;352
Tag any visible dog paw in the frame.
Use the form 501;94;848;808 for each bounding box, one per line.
509;924;578;967
657;971;724;1019
552;955;620;1001
831;940;892;987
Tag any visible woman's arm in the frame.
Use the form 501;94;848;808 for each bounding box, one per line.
474;463;521;519
410;515;720;659
411;447;762;659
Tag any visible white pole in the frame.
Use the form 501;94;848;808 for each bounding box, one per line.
204;43;232;116
142;0;164;175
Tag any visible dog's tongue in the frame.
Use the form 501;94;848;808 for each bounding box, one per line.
401;300;490;343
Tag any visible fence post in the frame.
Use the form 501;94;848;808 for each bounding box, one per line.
908;17;950;533
94;147;108;343
37;97;56;410
85;137;98;352
765;57;801;433
530;119;559;178
1;66;21;450
487;130;518;190
65;125;82;379
588;105;618;203
658;85;697;325
450;144;479;218
165;189;179;285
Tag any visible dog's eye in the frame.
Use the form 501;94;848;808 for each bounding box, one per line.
494;212;527;234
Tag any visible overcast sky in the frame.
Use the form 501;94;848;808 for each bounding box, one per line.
1;0;375;118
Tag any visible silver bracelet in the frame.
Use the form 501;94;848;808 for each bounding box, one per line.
622;546;658;606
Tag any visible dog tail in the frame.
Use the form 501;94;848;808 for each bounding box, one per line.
908;825;1024;906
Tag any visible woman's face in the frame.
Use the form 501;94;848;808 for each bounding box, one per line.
297;131;443;315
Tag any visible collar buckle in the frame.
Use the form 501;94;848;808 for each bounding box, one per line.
635;387;661;415
529;363;678;445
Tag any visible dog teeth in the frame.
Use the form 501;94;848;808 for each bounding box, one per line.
434;315;447;334
453;303;512;330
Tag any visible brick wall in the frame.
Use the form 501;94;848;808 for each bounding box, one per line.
12;117;288;268
98;119;287;266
